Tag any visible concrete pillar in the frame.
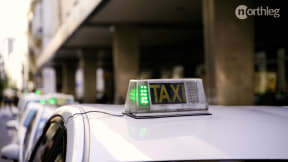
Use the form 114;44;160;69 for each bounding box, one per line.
34;72;43;90
42;67;56;93
113;25;140;104
54;65;63;92
82;53;97;103
277;49;286;93
255;52;267;94
62;61;77;96
202;0;254;105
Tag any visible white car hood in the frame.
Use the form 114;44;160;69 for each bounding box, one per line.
83;105;288;161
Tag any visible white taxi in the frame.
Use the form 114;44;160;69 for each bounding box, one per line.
22;105;55;162
6;93;42;129
18;92;44;114
1;102;43;161
1;93;75;162
27;79;288;162
6;93;74;130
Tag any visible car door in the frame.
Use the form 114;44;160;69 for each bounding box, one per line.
28;116;67;162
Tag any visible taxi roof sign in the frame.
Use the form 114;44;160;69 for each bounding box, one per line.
35;89;44;95
43;93;74;106
125;79;209;117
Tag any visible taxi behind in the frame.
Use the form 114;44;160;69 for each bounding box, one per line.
27;79;288;162
6;92;42;130
21;105;56;162
1;102;42;161
1;93;75;162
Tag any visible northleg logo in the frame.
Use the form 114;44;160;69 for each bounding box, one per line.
235;4;280;20
235;5;248;19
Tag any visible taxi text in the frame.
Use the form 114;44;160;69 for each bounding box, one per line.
149;83;186;104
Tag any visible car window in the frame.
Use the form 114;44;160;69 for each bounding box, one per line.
23;109;37;127
32;118;48;147
20;101;36;122
22;101;33;112
23;110;38;157
29;116;66;162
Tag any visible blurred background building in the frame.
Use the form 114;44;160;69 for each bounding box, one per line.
2;0;287;105
0;0;30;105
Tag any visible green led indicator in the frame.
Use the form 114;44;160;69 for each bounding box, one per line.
40;99;46;104
129;88;136;101
139;85;150;106
35;90;41;95
129;88;137;101
49;98;57;105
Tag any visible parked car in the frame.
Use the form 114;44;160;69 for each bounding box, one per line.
27;79;288;161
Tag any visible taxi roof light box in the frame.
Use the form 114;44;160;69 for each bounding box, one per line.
125;79;209;117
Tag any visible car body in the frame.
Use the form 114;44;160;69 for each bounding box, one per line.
28;104;288;162
18;93;42;114
6;93;74;131
42;93;74;106
6;93;41;129
1;102;43;161
21;106;55;162
13;102;43;144
6;93;42;130
16;92;74;118
1;93;75;162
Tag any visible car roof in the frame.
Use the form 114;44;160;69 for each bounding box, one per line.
27;102;43;108
19;93;40;104
41;105;57;119
22;93;40;98
22;93;41;102
43;93;74;99
76;105;288;161
19;95;42;112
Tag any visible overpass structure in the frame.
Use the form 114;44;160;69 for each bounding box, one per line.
28;0;284;105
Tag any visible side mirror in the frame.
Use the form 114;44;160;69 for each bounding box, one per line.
6;120;18;130
1;144;19;161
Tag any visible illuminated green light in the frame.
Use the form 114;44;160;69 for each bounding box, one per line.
129;88;137;101
138;85;149;106
35;90;41;95
49;98;57;105
40;99;46;104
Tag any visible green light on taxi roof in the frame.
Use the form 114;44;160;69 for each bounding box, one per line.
35;90;41;95
49;98;57;105
40;99;46;104
129;88;137;101
139;85;149;105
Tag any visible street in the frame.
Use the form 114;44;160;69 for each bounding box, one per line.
0;107;15;162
